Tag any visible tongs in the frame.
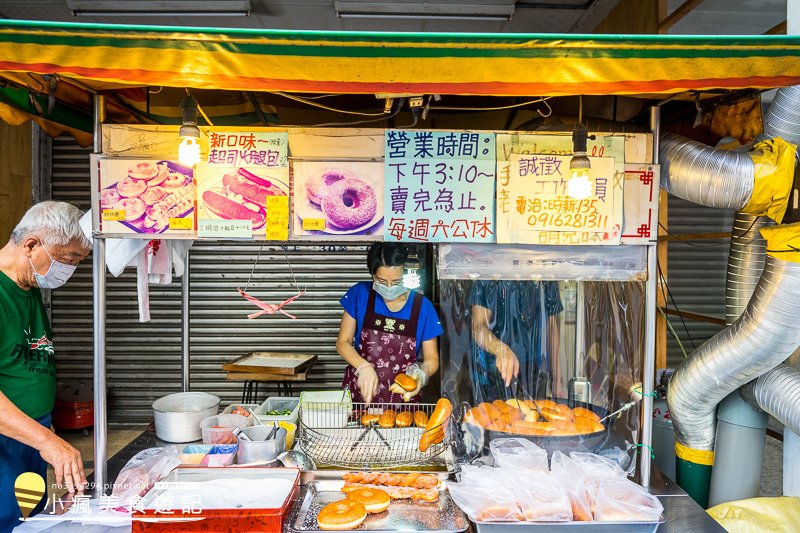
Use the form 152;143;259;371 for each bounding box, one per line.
350;421;392;451
511;376;545;420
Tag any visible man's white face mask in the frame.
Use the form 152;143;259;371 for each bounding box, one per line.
30;244;76;289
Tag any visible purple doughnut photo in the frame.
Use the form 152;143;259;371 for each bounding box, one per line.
294;161;384;237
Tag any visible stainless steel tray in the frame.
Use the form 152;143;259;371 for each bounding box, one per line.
473;517;663;533
290;478;468;533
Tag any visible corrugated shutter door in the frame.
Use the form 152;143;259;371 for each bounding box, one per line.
49;136;370;423
666;196;734;368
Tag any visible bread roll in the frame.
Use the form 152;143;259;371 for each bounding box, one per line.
394;374;417;392
378;410;396;428
413;410;428;428
395;411;413;428
418;398;451;452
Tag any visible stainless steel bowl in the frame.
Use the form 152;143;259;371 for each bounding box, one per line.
236;426;287;465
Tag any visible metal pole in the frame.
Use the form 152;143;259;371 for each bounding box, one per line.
181;249;191;392
92;94;107;498
641;106;661;487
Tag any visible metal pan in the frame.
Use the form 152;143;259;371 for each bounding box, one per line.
480;400;611;456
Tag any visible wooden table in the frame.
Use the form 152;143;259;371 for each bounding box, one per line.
223;352;317;402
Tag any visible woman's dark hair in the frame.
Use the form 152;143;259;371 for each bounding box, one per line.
367;242;407;275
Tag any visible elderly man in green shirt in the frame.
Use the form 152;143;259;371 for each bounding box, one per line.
0;201;91;531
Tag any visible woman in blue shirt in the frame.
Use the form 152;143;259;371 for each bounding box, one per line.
337;243;443;405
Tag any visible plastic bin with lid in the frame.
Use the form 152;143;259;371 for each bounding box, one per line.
199;414;248;445
299;390;353;428
254;396;300;425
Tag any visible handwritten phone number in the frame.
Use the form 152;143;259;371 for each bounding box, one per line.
526;212;608;230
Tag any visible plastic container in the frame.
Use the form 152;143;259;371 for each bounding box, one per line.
222;403;260;425
199;414;248;445
152;392;220;443
179;444;238;467
299;390;352;428
279;421;297;449
237;426;287;465
254;396;300;425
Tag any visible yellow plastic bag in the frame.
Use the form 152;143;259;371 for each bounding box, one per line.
761;222;800;263
742;137;797;223
707;496;800;533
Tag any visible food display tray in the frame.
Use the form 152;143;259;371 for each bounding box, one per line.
473;517;663;533
290;478;468;533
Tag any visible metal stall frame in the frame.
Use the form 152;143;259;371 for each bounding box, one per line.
89;114;663;493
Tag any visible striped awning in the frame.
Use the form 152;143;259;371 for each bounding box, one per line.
2;19;800;97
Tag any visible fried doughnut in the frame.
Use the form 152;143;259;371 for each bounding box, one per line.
148;164;170;186
492;400;511;414
321;178;377;230
413;411;428;428
361;413;380;426
480;402;503;421
306;169;348;205
467;405;492;428
505;399;532;415
345;488;390;514
317;500;367;530
419;398;451;452
395;411;413;428
100;188;120;209
139;186;168;205
378;410;396;429
128;161;159;180
394;374;417;392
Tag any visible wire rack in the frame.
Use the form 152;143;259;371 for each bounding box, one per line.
297;401;451;469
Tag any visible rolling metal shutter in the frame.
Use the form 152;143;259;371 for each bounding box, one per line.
665;196;734;369
49;136;370;423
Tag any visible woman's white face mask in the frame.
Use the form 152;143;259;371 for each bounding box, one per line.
30;244;77;289
373;280;408;301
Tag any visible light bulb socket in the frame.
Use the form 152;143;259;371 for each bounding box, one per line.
570;153;591;171
572;122;589;154
179;95;200;139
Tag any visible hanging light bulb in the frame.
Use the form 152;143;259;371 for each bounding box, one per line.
178;95;201;167
567;122;593;200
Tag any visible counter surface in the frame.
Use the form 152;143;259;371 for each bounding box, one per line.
82;428;724;532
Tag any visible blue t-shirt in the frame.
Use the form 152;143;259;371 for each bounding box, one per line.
340;281;443;355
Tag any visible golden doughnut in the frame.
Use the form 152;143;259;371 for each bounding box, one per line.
395;411;413;428
317;500;367;530
345;487;391;514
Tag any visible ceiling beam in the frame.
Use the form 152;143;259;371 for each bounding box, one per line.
658;0;704;33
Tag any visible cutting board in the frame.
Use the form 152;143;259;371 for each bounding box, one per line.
223;352;317;376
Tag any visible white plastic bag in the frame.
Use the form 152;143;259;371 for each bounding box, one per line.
452;465;523;522
587;478;664;522
508;472;572;522
490;438;549;472
569;451;628;480
448;481;523;522
549;451;593;521
111;446;180;508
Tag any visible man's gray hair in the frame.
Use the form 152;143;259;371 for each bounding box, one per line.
10;201;91;248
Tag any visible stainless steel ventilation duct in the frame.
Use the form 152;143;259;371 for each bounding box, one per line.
725;214;773;324
764;85;800;146
660;133;754;210
741;364;800;436
668;255;800;451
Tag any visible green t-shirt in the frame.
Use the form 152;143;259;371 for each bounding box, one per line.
0;271;55;419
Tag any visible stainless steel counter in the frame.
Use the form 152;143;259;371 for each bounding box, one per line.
83;429;724;533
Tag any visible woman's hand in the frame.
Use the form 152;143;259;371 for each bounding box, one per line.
356;364;379;405
495;344;520;387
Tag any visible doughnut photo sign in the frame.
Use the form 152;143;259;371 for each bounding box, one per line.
292;160;384;239
97;159;196;236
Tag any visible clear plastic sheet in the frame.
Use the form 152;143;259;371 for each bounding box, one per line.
111;446;180;509
489;437;549;472
441;270;644;473
438;244;647;281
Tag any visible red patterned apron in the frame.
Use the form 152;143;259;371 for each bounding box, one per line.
342;289;423;404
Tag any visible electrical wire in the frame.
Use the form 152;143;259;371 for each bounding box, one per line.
657;260;697;350
429;96;552;115
271;91;389;116
308;99;404;128
657;306;690;358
